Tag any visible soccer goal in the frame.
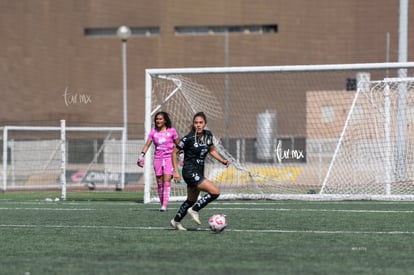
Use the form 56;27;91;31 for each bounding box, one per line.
0;120;140;199
321;76;414;197
144;62;414;202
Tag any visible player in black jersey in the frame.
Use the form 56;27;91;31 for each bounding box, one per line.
170;112;230;231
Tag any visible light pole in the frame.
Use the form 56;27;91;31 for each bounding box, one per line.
395;0;408;183
117;25;131;190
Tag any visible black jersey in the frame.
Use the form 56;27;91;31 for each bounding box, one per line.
176;130;214;185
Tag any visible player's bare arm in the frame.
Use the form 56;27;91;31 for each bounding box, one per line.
209;146;230;167
172;147;182;182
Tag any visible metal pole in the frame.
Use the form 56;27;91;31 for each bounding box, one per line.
396;0;409;181
60;120;67;200
2;127;8;191
386;32;390;77
143;71;153;203
384;85;392;195
122;41;128;140
120;40;128;190
224;30;230;149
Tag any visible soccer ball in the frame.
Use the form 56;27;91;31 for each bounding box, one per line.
208;214;227;232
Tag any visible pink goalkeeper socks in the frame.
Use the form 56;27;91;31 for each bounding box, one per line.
162;182;171;207
157;183;163;205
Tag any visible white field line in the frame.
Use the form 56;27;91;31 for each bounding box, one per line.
1;206;414;214
0;200;138;206
209;207;414;213
0;224;413;235
1;200;414;207
0;207;96;211
217;201;414;205
227;229;414;234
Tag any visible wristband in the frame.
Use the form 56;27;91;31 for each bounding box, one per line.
140;152;145;157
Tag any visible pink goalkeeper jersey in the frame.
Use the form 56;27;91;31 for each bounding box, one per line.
148;127;178;160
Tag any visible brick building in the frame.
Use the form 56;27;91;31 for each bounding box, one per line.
0;0;413;138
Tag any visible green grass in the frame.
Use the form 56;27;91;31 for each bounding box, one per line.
1;191;414;274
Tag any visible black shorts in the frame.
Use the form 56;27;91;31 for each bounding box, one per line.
182;170;205;191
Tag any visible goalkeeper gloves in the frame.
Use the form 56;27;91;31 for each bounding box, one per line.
137;152;145;167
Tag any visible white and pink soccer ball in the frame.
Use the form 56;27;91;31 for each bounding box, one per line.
208;214;227;233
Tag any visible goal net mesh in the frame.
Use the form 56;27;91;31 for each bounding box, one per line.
321;78;414;196
0;126;141;193
145;65;414;201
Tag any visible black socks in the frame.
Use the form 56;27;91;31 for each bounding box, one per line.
192;193;219;211
174;193;220;222
174;200;194;222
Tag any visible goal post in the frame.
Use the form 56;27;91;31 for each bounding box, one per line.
0;121;141;199
144;62;414;202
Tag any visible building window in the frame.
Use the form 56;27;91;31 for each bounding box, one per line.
84;27;160;37
175;24;278;35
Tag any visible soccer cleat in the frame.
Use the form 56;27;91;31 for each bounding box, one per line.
160;206;167;212
187;207;201;225
170;219;187;231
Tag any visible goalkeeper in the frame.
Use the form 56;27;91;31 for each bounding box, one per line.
170;112;230;231
137;111;179;212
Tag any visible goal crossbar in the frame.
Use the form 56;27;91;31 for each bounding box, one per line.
147;62;414;75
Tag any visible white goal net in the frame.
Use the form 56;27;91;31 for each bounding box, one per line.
1;121;141;198
144;63;414;202
321;76;414;197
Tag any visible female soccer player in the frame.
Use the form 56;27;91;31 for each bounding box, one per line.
138;111;179;212
170;112;230;230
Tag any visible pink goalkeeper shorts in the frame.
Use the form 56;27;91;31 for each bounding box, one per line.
153;158;174;176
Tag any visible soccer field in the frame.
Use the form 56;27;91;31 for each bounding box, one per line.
1;192;414;275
